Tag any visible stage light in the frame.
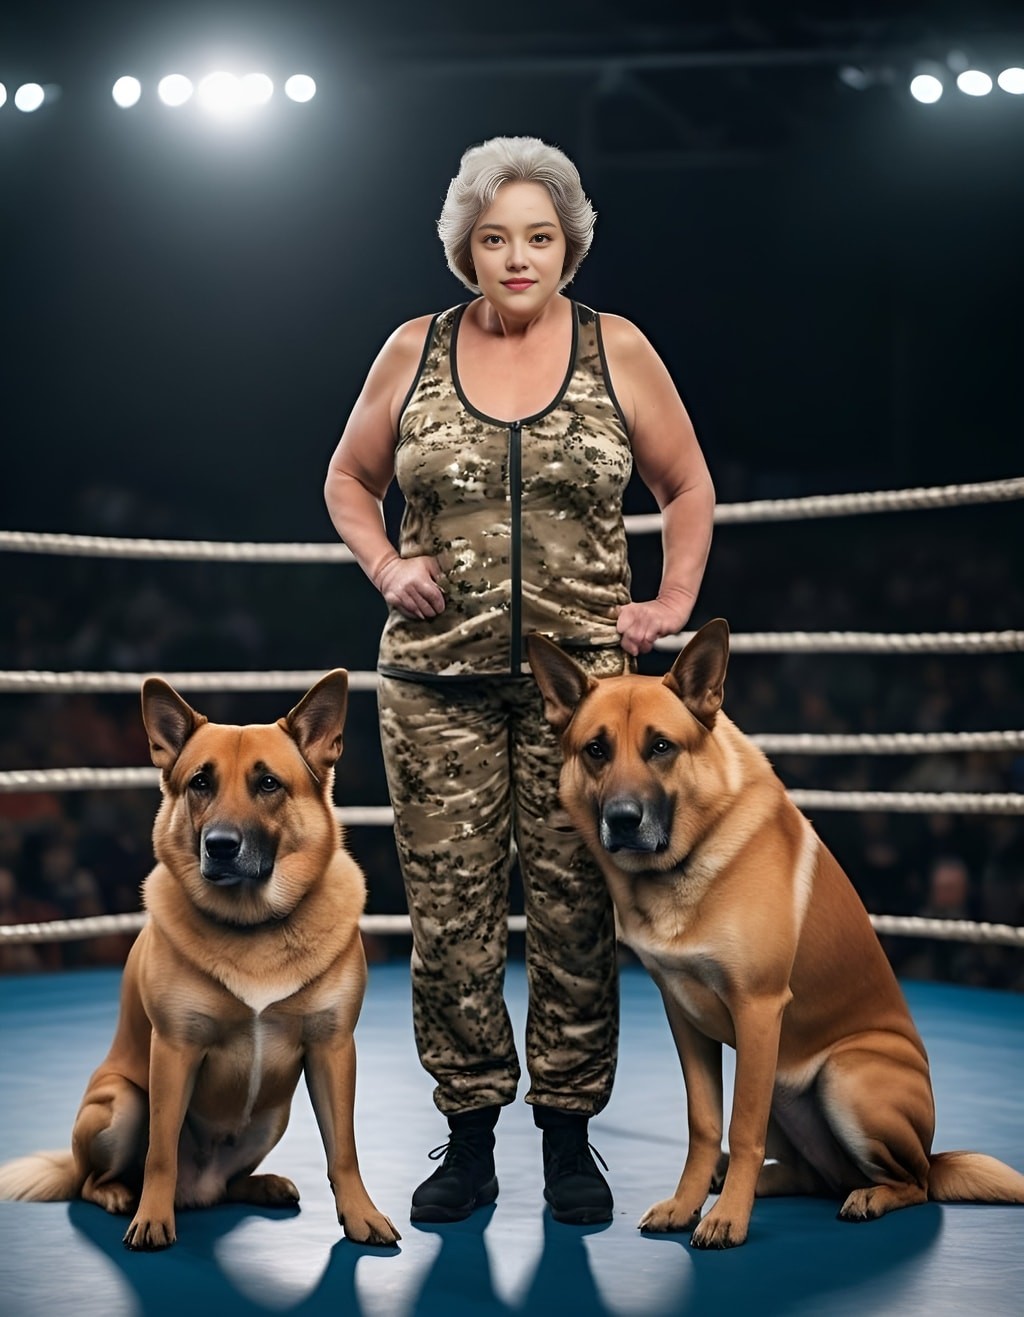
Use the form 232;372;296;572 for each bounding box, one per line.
158;74;193;107
284;74;316;103
956;69;993;96
0;83;7;109
112;76;142;109
240;72;274;106
909;74;943;104
997;67;1024;94
197;71;243;116
14;82;46;112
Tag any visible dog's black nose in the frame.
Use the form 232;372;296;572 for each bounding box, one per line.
604;797;644;836
204;827;243;860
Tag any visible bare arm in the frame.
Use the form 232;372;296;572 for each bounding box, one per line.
600;314;715;655
323;316;446;619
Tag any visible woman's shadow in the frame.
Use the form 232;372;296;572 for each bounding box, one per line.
408;1207;615;1317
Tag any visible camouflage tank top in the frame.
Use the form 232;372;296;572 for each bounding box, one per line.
378;299;633;680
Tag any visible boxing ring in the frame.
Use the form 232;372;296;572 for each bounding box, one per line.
1;477;1022;1316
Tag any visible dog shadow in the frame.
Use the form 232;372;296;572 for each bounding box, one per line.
407;1205;615;1317
67;1198;400;1316
638;1195;944;1315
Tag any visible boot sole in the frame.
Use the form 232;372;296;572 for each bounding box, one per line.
545;1193;613;1226
410;1175;499;1223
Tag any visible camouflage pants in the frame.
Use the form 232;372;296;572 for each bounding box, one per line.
378;648;631;1117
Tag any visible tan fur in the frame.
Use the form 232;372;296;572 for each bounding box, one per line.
528;620;1024;1249
0;672;400;1251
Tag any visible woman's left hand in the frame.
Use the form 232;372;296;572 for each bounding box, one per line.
616;597;691;656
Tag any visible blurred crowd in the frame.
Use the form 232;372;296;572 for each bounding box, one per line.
1;480;1022;989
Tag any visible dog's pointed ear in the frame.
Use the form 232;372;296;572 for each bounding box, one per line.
526;633;597;733
141;678;207;770
662;618;730;730
282;669;349;777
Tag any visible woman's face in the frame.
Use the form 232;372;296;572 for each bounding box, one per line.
469;180;567;314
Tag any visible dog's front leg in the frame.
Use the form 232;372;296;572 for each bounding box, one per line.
304;1034;400;1246
639;991;724;1234
691;993;789;1249
123;1033;201;1251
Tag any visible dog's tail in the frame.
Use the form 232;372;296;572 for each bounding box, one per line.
928;1151;1024;1204
0;1150;82;1202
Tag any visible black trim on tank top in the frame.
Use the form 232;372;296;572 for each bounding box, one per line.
449;300;580;427
396;310;445;432
593;311;630;436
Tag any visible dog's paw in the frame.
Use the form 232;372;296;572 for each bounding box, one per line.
690;1207;748;1249
83;1177;136;1216
228;1172;301;1207
123;1214;176;1251
341;1209;402;1246
838;1187;887;1222
638;1198;702;1234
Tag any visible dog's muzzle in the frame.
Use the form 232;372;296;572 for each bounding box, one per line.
200;824;277;886
599;796;669;854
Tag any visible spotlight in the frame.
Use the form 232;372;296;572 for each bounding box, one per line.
158;74;194;108
956;69;993;96
14;82;46;113
197;71;243;116
240;72;274;106
838;65;872;92
284;74;316;103
909;74;944;104
0;83;7;109
997;67;1024;95
112;76;142;109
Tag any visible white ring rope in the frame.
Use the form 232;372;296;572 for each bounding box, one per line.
2;630;1022;697
2;475;1021;953
3;729;1023;796
1;910;1021;949
1;477;1021;562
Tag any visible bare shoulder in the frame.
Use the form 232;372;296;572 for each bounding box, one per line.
375;313;436;374
596;312;657;361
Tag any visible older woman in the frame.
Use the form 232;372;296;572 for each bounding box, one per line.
324;136;714;1225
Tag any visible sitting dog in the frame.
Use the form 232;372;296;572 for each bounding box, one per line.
0;671;399;1250
527;620;1024;1248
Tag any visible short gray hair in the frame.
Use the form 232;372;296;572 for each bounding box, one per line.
437;136;596;293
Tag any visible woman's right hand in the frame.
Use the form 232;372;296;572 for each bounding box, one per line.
375;556;446;619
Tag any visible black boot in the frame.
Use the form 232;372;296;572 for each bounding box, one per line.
410;1105;500;1222
534;1106;613;1225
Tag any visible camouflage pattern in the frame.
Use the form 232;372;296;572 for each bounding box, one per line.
379;301;633;678
379;642;633;1115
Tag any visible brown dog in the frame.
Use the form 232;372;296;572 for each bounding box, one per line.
527;620;1024;1248
0;672;400;1250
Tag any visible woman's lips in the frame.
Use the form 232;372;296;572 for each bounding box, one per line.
502;279;535;291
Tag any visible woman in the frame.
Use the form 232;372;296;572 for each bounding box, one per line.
324;136;714;1225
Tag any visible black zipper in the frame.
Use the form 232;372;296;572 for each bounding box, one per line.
509;420;522;675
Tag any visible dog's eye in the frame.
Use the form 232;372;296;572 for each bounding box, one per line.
584;739;606;761
189;772;212;793
258;775;282;794
650;737;673;757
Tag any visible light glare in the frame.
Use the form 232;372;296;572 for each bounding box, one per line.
0;83;7;109
957;69;993;96
284;74;316;103
14;82;45;113
158;74;194;108
909;74;943;104
997;67;1024;94
112;76;142;109
241;72;274;106
198;71;243;115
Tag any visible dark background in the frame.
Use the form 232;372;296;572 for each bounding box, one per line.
1;1;1022;983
